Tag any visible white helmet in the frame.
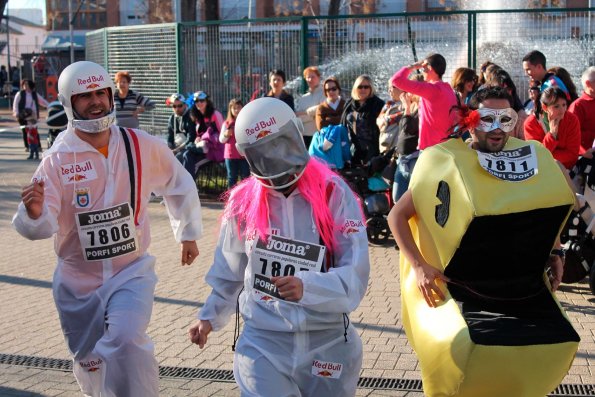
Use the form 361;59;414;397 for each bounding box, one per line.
58;61;116;133
235;97;309;190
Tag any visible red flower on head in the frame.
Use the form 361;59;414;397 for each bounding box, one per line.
462;109;480;130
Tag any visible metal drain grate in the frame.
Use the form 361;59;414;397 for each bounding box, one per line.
0;353;72;371
2;353;595;395
550;384;595;397
357;377;422;391
159;366;234;381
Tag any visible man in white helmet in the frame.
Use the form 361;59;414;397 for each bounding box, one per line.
12;61;203;397
188;97;370;396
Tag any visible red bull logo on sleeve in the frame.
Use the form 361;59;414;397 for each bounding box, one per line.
340;219;365;237
61;160;98;185
77;74;104;87
311;360;343;379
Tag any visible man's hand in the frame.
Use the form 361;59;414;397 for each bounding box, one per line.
21;180;45;220
181;240;199;266
547;254;564;292
412;262;449;308
271;276;303;302
188;319;212;349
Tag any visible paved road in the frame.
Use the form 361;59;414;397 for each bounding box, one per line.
0;113;593;396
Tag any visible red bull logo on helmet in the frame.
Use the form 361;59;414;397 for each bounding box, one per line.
77;74;105;87
311;360;343;379
245;117;278;143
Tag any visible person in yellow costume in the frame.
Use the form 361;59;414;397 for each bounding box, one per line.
388;86;580;397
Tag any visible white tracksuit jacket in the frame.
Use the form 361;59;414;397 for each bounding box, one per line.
12;125;203;397
199;175;370;396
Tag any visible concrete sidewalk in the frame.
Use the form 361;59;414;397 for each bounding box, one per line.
0;111;593;396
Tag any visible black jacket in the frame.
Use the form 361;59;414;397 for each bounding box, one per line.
167;110;196;149
340;95;385;164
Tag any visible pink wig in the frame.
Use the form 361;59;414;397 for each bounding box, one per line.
221;157;354;255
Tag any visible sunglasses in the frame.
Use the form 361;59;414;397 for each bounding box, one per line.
172;104;185;108
325;86;338;92
357;85;371;90
196;99;206;103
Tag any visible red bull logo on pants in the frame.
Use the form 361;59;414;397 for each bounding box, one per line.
311;359;343;379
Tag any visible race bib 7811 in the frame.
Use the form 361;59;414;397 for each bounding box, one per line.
476;145;538;182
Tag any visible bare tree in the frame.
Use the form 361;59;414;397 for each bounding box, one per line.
146;0;175;23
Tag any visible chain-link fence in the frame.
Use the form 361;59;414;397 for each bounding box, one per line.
87;7;595;135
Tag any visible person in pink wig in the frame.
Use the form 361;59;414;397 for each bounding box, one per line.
189;97;370;396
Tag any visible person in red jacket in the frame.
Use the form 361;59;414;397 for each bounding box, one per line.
568;66;595;155
524;86;580;169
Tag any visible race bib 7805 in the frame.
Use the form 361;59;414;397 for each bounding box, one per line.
249;234;326;300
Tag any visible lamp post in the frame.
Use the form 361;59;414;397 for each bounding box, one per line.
69;0;74;64
5;7;11;108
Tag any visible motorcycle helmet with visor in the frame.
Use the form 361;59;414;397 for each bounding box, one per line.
58;61;116;133
235;97;310;190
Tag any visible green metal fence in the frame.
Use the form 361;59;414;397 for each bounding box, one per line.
86;7;595;135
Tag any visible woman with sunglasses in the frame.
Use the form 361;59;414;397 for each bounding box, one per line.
310;77;351;169
340;75;385;165
451;67;478;106
114;71;155;129
183;91;224;180
265;69;294;110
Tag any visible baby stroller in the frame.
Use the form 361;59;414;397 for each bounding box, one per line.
46;100;67;148
340;151;393;244
560;157;595;294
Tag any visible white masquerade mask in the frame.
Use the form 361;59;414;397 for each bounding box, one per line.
476;107;518;133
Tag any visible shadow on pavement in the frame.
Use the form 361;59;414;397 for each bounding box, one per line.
0;387;45;396
0;274;204;308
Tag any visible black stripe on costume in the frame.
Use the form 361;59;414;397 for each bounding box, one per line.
120;127;136;216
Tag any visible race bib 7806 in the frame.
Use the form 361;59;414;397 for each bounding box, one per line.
76;203;138;261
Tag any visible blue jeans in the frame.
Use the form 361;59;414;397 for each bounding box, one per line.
182;149;207;180
225;158;250;188
392;151;419;202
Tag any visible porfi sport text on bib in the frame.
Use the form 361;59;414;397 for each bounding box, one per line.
476;145;538;182
76;202;139;261
250;234;326;300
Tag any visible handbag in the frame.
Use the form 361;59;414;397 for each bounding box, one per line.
379;122;399;149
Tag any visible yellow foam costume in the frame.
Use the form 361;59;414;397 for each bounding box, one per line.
402;137;579;397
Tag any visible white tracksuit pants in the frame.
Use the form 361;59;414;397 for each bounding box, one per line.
233;323;363;397
53;256;159;397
